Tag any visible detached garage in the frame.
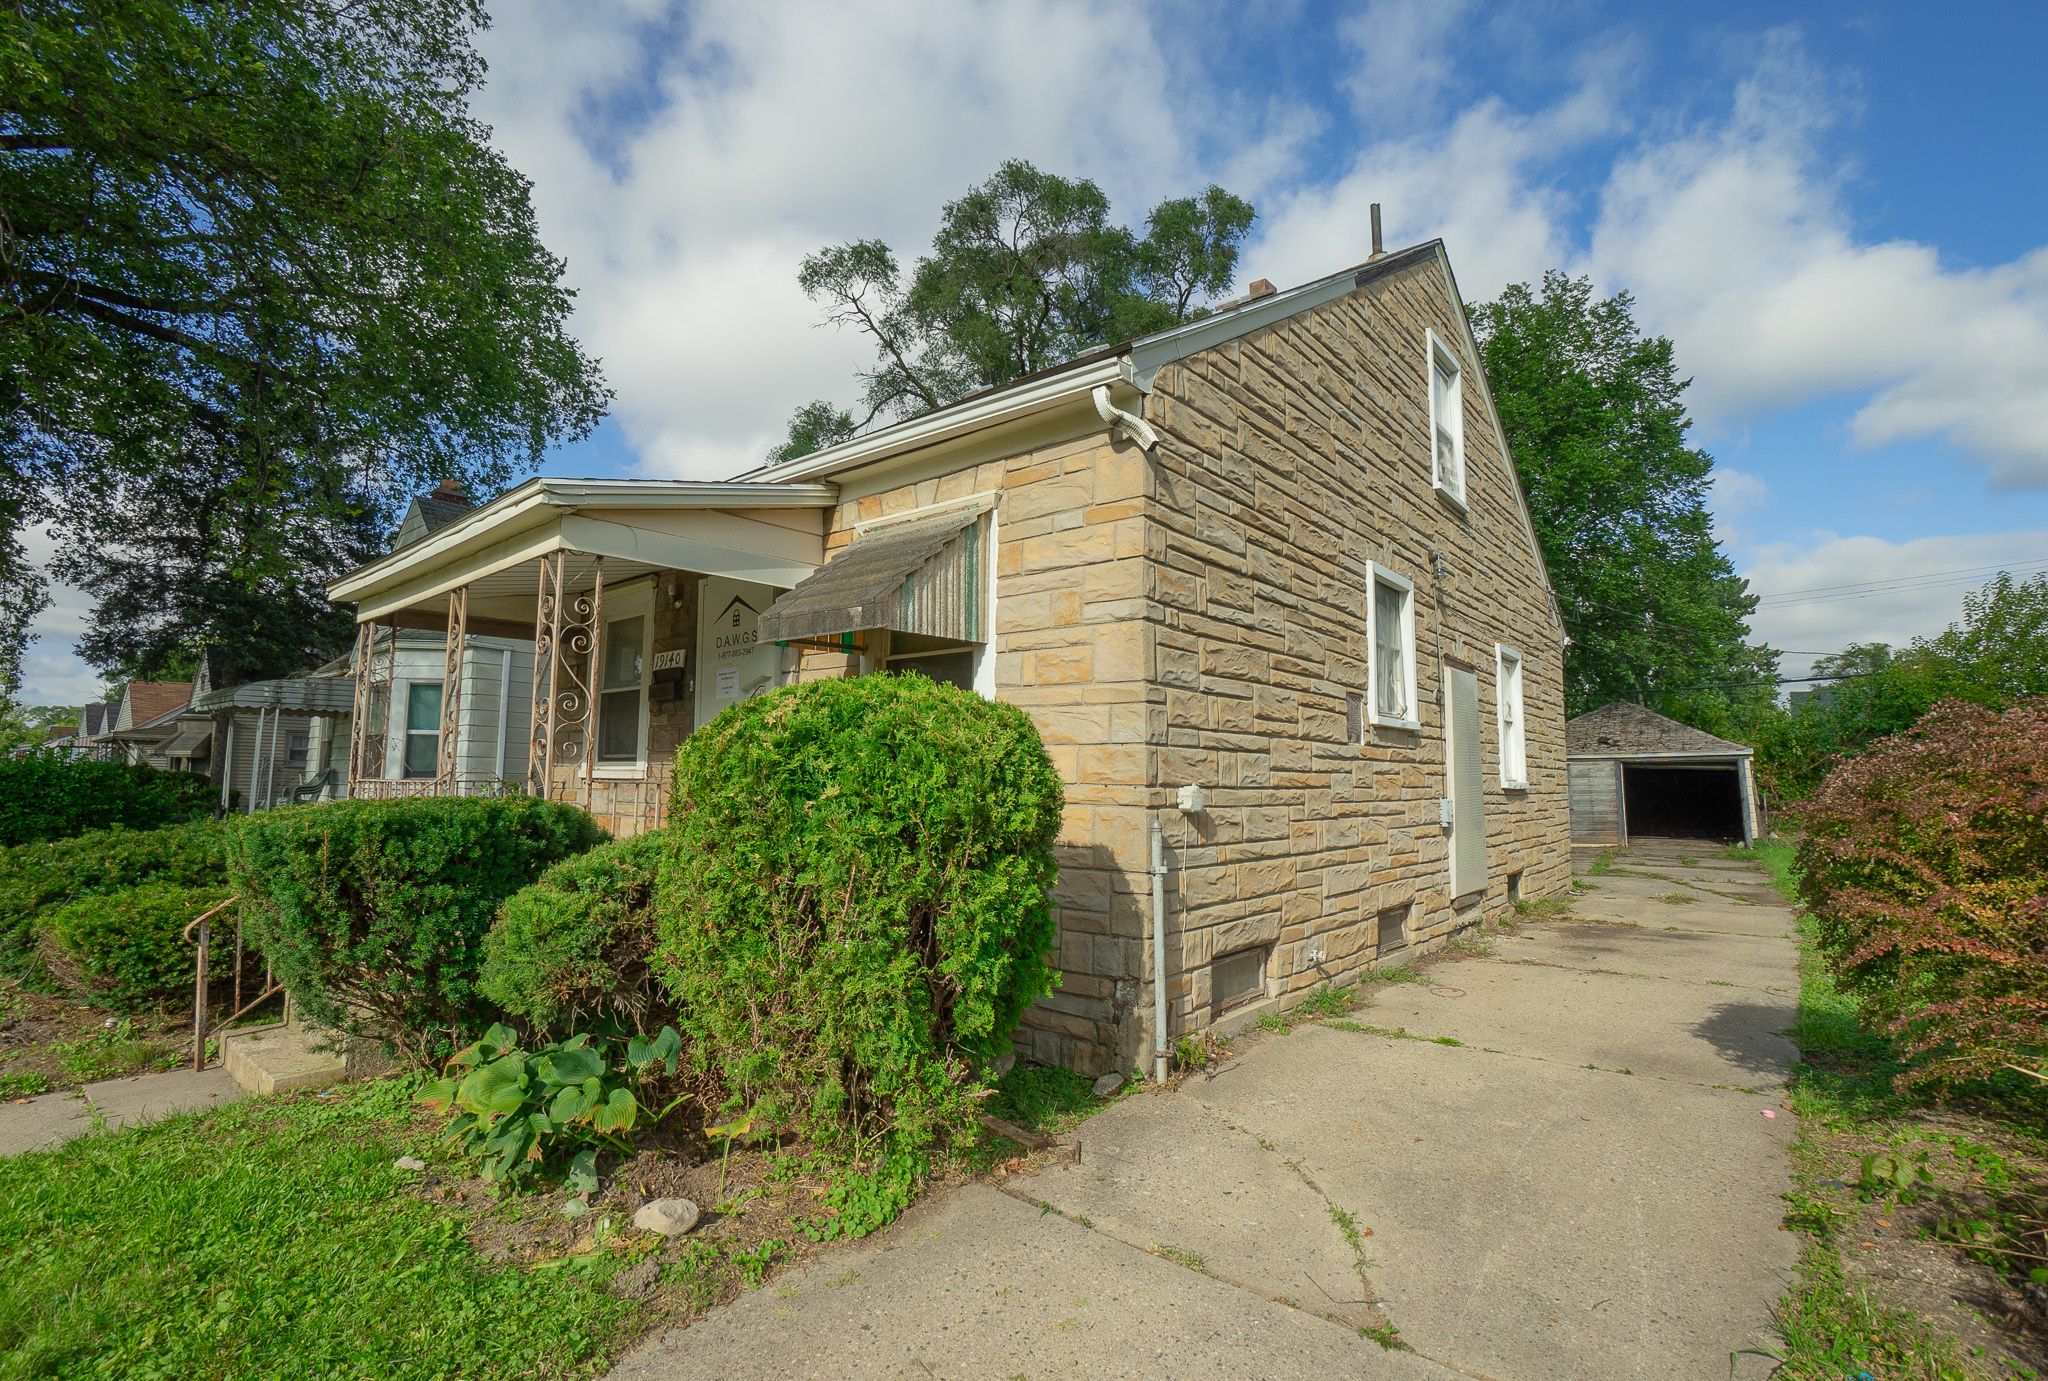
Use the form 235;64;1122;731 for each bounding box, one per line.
1566;702;1759;846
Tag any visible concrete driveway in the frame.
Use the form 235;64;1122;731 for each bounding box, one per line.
615;841;1800;1379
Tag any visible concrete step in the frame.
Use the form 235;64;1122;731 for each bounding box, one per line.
221;1022;346;1095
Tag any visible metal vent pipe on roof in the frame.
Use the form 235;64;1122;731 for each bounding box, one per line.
1370;202;1384;259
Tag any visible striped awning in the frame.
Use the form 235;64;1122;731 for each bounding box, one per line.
162;720;214;759
756;508;986;645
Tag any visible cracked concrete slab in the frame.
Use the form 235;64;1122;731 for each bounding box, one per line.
612;843;1799;1379
1022;1088;1384;1327
1187;1025;1794;1379
611;1183;1461;1381
1502;920;1795;994
1355;949;1797;1090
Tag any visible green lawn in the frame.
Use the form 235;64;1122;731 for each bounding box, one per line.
0;1080;636;1380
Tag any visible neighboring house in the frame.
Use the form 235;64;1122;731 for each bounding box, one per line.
104;679;197;769
326;234;1573;1074
1565;702;1759;847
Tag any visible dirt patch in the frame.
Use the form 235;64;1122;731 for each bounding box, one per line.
1807;1113;2048;1375
0;980;190;1093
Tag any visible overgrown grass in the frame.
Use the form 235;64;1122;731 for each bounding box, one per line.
1756;834;2046;1376
0;1079;637;1380
984;1063;1103;1138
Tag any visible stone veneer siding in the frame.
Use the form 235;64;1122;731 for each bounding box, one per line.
795;252;1570;1074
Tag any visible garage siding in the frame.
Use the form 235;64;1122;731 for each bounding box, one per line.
1568;759;1623;844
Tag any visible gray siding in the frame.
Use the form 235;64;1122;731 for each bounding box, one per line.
1568;758;1623;844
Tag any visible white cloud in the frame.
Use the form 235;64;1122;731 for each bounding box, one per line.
1337;0;1478;124
471;0;1316;481
1589;30;2048;486
1740;528;2048;680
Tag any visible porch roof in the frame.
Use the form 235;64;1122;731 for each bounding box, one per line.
327;478;840;623
194;675;356;718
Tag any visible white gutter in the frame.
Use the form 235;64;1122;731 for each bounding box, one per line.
733;356;1129;485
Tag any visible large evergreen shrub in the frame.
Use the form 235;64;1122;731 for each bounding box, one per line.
479;831;667;1036
232;796;603;1060
1797;698;2048;1091
0;821;229;984
0;753;216;846
41;882;225;1009
655;675;1064;1235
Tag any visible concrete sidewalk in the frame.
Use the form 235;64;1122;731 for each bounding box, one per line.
0;1067;242;1156
615;841;1800;1379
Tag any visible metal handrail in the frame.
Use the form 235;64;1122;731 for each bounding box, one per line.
185;896;284;1071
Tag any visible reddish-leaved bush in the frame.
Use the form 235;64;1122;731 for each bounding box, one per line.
1796;698;2048;1092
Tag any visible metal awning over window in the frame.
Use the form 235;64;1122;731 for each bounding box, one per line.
192;675;357;718
756;508;986;645
162;721;214;759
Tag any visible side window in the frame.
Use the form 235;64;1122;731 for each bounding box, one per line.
402;682;441;778
1365;562;1418;730
597;613;647;765
1496;645;1527;788
1427;329;1466;507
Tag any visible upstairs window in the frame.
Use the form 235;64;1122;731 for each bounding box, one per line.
1366;562;1418;730
1496;645;1527;788
1427;329;1466;507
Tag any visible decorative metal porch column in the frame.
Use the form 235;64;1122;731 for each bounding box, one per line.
527;552;604;805
347;620;395;787
435;585;469;788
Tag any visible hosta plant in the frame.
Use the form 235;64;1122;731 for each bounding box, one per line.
416;1022;686;1191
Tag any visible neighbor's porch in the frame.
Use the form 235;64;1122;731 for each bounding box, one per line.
329;480;839;837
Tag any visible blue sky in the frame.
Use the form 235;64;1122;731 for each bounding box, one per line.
18;0;2048;701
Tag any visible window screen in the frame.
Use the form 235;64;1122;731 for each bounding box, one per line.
1211;947;1267;1013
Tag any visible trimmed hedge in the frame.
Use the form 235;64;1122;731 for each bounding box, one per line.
0;821;230;984
654;674;1063;1235
40;882;226;1009
232;796;604;1059
0;752;216;846
479;831;668;1036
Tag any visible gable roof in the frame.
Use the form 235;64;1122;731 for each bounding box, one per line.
731;236;1563;637
119;681;196;731
1566;702;1752;759
393;481;477;551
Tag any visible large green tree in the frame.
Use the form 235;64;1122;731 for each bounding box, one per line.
771;161;1253;462
1471;272;1775;721
1746;570;2048;799
1;0;609;689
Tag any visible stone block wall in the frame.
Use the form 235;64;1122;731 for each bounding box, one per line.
787;249;1571;1073
1143;255;1573;1033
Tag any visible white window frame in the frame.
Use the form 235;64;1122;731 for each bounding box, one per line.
400;681;441;780
1365;561;1419;731
1426;328;1467;509
1496;643;1528;790
593;581;653;776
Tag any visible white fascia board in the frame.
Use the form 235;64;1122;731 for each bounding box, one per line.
732;357;1128;485
326;478;840;604
537;479;839;509
1572;750;1755;763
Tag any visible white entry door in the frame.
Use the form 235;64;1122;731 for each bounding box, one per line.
1447;665;1488;897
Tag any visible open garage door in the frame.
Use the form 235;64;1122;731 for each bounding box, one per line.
1621;763;1746;843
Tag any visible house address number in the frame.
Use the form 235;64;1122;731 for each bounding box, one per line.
652;649;687;671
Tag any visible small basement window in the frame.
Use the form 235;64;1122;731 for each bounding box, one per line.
1211;946;1268;1015
1427;329;1466;506
1377;902;1412;953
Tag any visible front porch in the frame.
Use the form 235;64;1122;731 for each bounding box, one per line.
330;479;839;837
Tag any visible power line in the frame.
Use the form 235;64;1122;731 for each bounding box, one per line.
1752;557;2048;607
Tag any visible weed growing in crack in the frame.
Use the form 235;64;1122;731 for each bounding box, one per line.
1155;1244;1206;1272
1360;1321;1412;1351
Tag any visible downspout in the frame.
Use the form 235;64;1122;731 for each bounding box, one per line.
1092;385;1159;451
250;707;269;812
218;715;234;814
1150;814;1169;1083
